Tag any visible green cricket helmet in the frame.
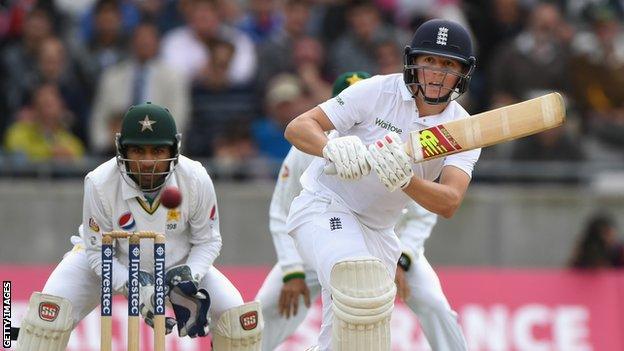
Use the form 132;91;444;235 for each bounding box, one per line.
115;102;182;191
331;71;372;97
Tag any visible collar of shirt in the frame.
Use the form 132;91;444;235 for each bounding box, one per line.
413;101;460;129
398;80;413;101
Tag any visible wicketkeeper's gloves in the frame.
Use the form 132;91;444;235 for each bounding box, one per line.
165;265;211;337
124;270;178;334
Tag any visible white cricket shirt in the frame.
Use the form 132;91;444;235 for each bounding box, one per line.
293;73;480;230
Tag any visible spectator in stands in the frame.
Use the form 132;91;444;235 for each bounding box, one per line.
236;0;283;44
1;7;54;121
375;39;402;74
74;0;128;98
292;36;332;103
570;214;624;269
569;4;624;158
253;73;310;161
99;110;126;157
185;39;258;157
256;0;313;92
133;0;187;33
315;1;350;45
511;125;585;162
465;0;527;110
161;0;256;85
215;0;245;25
33;37;89;144
467;0;526;73
328;0;398;76
488;3;573;107
3;83;84;162
212;123;260;180
78;0;140;44
90;21;188;155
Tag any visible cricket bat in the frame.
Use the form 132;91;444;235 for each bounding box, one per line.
324;93;566;174
404;92;566;162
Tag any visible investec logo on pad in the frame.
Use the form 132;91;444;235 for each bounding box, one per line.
375;118;402;134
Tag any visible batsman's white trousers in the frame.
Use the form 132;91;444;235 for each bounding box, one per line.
40;241;244;328
287;194;401;351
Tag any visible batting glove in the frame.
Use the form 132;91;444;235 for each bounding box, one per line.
322;135;371;180
366;132;413;192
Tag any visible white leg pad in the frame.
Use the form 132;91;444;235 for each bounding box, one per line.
330;258;396;351
16;292;73;351
212;301;264;351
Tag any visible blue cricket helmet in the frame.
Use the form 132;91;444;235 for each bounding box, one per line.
403;19;477;103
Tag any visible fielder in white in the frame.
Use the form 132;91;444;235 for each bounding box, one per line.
15;103;263;350
257;72;467;350
283;19;480;351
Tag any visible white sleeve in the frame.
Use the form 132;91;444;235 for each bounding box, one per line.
81;177;129;293
269;147;315;276
186;170;222;280
395;201;438;260
442;103;481;177
443;148;481;178
318;76;379;134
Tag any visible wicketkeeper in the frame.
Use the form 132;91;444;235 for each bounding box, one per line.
14;103;263;350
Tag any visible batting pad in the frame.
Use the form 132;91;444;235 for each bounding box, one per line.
16;292;73;351
212;301;264;351
330;258;396;351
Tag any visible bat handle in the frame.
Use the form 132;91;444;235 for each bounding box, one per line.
324;162;337;175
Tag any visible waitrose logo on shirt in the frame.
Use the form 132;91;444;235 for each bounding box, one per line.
375;118;402;134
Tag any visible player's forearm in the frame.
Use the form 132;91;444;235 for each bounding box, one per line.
402;178;462;218
186;237;222;279
284;108;330;157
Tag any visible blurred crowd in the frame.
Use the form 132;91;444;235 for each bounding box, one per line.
570;212;624;269
1;0;624;172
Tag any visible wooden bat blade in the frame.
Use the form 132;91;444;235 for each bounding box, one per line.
406;92;566;162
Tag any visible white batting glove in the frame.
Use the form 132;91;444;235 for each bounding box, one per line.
322;136;371;180
366;132;413;192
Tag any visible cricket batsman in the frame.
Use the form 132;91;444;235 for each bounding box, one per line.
257;71;467;350
14;103;263;350
284;19;480;350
